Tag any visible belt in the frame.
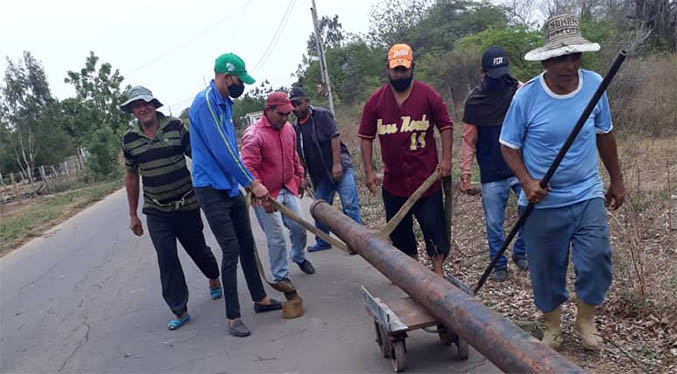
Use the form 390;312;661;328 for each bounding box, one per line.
150;189;193;210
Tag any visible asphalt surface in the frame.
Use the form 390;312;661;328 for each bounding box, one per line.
0;188;499;373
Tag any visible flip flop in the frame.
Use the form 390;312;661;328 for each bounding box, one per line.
210;286;222;300
168;313;190;330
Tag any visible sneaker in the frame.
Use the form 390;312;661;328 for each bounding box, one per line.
296;259;316;274
253;298;282;313
307;243;332;252
512;255;529;271
490;268;507;282
228;319;251;337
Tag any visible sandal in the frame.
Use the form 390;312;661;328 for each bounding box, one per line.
168;313;190;330
210;286;222;300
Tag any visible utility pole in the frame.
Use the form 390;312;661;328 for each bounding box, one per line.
310;0;335;115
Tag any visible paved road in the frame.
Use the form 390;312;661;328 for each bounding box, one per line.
1;189;499;373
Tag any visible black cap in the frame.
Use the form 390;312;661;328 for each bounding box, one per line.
481;47;510;79
289;87;306;102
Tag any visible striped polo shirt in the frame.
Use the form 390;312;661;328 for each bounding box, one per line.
122;114;199;215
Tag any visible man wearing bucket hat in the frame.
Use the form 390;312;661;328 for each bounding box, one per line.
460;47;528;283
121;86;221;331
289;86;362;253
189;53;281;338
358;43;453;276
241;91;315;287
499;14;626;351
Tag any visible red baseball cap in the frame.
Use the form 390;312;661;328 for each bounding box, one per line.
266;92;294;113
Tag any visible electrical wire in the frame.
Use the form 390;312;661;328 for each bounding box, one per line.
125;0;256;77
250;0;296;74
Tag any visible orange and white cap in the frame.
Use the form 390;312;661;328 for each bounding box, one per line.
388;44;413;69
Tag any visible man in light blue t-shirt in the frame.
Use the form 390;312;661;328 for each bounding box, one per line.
500;14;625;352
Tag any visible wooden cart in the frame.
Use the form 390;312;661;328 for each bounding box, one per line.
361;277;470;372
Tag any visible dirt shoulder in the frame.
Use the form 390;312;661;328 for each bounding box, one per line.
0;179;122;257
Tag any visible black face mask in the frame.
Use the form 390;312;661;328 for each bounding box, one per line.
389;75;413;92
227;81;245;98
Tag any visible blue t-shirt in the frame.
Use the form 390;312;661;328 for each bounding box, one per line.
499;69;613;208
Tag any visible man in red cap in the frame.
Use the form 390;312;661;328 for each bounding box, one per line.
241;92;315;287
359;43;453;276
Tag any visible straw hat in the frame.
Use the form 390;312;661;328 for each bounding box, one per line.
525;14;600;61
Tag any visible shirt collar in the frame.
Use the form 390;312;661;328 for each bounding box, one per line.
298;107;313;125
132;112;169;137
209;79;233;106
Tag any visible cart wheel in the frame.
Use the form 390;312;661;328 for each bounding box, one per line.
380;327;392;358
438;324;451;346
455;337;469;360
390;340;406;372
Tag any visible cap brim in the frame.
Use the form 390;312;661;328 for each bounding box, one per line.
525;42;600;61
486;65;510;79
278;103;295;113
389;59;412;69
238;72;256;85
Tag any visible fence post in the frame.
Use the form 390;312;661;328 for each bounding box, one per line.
40;166;50;193
64;161;70;177
10;172;22;204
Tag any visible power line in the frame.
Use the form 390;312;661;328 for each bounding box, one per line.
125;0;256;77
250;0;296;74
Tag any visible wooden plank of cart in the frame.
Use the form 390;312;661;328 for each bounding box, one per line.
361;275;471;372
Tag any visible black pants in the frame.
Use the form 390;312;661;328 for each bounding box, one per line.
382;188;450;258
194;187;267;320
146;209;220;317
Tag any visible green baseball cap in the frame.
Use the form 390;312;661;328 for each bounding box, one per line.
214;53;255;85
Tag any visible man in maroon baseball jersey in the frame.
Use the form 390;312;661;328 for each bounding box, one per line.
358;43;453;276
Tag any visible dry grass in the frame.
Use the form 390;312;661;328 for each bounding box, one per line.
0;178;123;256
333;99;676;373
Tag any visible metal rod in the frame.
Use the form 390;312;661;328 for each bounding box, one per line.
268;198;351;254
311;200;585;373
473;50;628;294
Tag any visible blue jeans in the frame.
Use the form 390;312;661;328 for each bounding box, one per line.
480;177;526;270
253;188;307;281
313;168;362;247
520;198;612;312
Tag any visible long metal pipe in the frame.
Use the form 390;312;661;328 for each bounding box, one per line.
311;200;585;373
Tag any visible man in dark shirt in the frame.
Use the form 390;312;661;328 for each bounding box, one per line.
121;86;220;331
289;87;362;252
359;44;453;276
459;47;528;283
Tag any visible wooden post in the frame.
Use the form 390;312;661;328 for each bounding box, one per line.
64;161;70;177
40;166;50;193
10;172;22;204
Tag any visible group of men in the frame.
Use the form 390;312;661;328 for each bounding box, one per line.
121;13;625;352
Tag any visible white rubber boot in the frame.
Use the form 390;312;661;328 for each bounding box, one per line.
575;298;602;351
542;305;562;349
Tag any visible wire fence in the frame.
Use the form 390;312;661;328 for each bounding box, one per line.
0;155;84;209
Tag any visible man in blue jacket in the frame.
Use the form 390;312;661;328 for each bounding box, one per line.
189;53;281;337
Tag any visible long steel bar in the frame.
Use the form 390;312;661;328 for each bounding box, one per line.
311;200;585;373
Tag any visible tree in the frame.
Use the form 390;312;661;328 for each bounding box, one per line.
306;15;345;58
64;51;130;137
64;52;130;179
0;52;72;189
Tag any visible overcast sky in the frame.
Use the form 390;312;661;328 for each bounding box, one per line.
0;0;380;115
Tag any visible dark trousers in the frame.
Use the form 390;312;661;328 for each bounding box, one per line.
382;188;450;258
146;209;220;317
194;187;267;320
